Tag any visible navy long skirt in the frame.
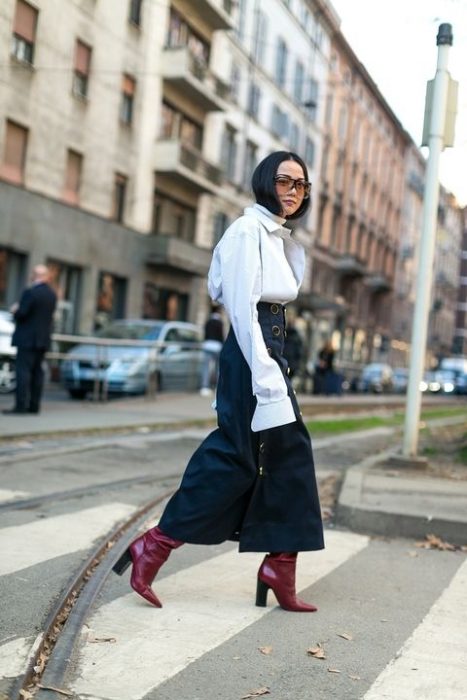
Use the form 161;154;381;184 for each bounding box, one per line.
158;303;324;553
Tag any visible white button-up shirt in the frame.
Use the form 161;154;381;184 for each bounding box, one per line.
208;203;305;432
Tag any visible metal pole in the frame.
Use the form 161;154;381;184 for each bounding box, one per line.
402;24;453;457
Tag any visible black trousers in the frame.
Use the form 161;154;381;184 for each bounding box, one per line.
14;347;46;412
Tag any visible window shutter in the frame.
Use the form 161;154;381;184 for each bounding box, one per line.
13;0;37;42
122;74;136;95
75;40;91;75
1;121;28;184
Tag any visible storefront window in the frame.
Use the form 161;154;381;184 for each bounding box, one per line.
0;247;26;309
47;259;82;333
143;283;187;321
95;272;126;330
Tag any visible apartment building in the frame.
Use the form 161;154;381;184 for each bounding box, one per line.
314;30;411;371
0;0;233;333
429;189;463;360
453;210;467;356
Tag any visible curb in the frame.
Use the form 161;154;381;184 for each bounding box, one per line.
336;450;467;546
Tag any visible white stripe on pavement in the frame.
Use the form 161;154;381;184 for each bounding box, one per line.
0;636;34;678
364;557;467;700
71;530;369;700
0;503;136;576
0;488;29;503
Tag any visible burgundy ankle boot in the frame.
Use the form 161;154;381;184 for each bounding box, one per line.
256;552;317;612
113;526;183;607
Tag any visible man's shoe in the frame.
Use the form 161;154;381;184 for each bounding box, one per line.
2;408;28;415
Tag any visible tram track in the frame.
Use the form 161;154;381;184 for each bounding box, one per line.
10;489;176;700
0;472;181;513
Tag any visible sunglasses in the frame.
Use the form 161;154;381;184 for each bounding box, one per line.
274;175;312;198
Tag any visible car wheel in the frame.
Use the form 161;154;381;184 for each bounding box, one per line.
0;358;16;394
68;388;88;399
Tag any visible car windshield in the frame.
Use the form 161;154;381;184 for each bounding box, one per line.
96;322;164;341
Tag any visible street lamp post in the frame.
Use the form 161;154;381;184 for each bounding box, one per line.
402;23;455;457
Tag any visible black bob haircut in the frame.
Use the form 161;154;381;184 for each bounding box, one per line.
251;151;311;220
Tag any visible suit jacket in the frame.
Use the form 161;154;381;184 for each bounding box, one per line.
12;282;57;350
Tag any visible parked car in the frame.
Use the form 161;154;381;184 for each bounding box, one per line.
0;309;16;394
60;319;203;398
357;363;393;393
455;372;467;395
392;367;409;393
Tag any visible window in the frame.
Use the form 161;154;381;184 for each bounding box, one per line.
236;0;247;41
253;11;268;66
212;212;229;247
113;173;127;222
1;120;28;185
222;125;237;182
271;105;288;140
159;101;202;149
120;74;136;125
95;272;127;330
142;284;187;321
230;64;241;104
304;78;318;121
305;137;315;168
166;8;209;65
63;149;82;205
129;0;142;26
275;39;288;88
244;140;257;183
73;40;92;99
11;0;38;64
0;247;27;309
289;121;299;151
247;82;261;119
47;259;82;333
152;191;196;242
294;60;304;104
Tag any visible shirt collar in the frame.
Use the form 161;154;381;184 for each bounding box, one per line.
245;204;292;238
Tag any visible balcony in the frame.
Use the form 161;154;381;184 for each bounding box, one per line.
191;0;234;30
365;272;392;293
146;234;211;276
161;47;229;112
154;139;223;195
335;254;367;278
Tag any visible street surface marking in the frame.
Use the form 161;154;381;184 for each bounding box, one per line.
0;503;136;576
0;636;34;678
0;488;29;503
364;557;467;700
71;530;369;700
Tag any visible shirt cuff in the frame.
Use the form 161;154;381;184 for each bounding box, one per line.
251;396;296;432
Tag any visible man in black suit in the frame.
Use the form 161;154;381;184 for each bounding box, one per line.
3;265;57;415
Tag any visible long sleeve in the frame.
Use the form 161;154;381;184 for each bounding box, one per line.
215;226;296;432
14;289;33;321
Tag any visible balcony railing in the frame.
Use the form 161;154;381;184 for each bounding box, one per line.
161;47;229;111
335;254;367;278
154;139;223;194
365;272;392;293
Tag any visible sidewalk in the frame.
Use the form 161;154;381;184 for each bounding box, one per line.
1;390;466;545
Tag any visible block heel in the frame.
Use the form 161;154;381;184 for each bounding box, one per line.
255;578;269;607
113;548;132;575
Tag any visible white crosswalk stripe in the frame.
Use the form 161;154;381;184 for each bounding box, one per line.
0;488;29;503
70;530;369;700
0;503;136;576
363;557;467;700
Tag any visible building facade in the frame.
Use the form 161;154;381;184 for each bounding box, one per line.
453;209;467;356
0;0;234;333
313;28;410;375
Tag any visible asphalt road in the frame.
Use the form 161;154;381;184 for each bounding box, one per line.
1;427;466;700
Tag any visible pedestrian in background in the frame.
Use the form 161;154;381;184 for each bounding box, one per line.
199;303;225;397
114;151;324;613
283;320;304;380
3;265;57;415
314;339;339;395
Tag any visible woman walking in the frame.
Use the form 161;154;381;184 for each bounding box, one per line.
114;151;324;612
